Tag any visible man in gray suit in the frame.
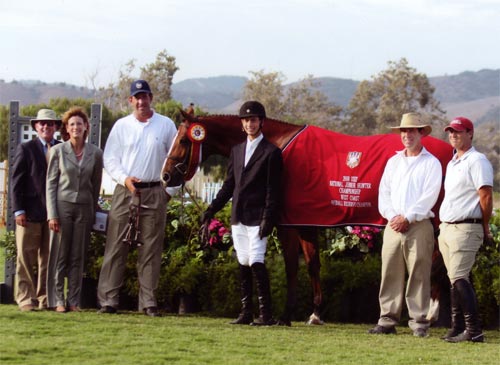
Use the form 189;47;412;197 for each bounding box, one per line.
202;101;283;326
10;109;61;311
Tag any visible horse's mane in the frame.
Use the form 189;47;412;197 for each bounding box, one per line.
196;114;303;128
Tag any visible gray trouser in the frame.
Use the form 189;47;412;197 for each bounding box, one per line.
47;201;92;307
97;184;168;311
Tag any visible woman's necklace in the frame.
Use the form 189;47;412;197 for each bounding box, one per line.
72;143;84;159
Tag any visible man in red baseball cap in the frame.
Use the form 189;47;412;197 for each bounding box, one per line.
444;117;474;133
439;116;493;343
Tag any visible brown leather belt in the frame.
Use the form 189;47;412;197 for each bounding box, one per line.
444;218;482;224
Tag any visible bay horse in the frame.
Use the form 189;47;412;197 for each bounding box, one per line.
162;111;453;326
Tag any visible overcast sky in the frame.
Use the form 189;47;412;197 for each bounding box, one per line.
1;0;499;88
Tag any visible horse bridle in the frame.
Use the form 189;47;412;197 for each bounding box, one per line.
163;123;192;185
163;122;204;186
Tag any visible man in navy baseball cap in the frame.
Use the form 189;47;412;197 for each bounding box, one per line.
130;80;152;96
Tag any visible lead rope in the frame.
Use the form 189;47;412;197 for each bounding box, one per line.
178;184;210;247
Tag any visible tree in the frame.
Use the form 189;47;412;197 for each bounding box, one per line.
242;70;342;129
140;49;179;104
242;70;285;118
344;58;445;135
282;75;342;129
101;60;137;112
474;122;500;190
101;50;179;112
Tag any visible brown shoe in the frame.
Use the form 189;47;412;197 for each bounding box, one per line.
68;306;81;312
56;305;66;313
20;304;35;312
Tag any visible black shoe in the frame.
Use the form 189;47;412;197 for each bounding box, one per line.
230;313;253;325
98;306;117;314
250;316;277;326
144;307;161;317
446;330;484;343
276;318;292;327
441;328;463;340
368;325;396;334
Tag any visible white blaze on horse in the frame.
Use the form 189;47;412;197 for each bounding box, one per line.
162;110;453;326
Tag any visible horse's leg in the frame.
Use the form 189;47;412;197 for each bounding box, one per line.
276;226;301;326
429;241;450;326
299;227;324;325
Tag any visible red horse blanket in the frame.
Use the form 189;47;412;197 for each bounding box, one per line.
280;126;453;226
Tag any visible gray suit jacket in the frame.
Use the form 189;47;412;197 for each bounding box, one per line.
46;141;103;220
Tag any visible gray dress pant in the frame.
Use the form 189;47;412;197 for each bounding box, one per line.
47;200;93;307
97;184;168;311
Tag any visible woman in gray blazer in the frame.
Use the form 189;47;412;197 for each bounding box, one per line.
46;107;103;312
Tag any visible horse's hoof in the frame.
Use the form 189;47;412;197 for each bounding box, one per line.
306;313;324;325
276;319;292;327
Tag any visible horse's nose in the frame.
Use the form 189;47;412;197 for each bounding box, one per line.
162;172;171;185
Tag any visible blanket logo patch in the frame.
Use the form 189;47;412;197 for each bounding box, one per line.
346;151;362;168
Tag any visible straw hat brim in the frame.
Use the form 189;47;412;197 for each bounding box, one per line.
389;125;432;137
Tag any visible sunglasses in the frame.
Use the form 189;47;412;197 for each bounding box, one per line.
37;121;56;127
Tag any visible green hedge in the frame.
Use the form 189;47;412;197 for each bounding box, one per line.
2;200;499;326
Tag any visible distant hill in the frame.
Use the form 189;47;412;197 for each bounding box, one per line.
1;69;498;124
431;69;500;103
172;75;246;111
0;79;94;106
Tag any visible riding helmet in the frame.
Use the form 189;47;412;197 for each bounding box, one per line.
239;101;266;119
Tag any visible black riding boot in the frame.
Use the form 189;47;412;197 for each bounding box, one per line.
441;284;465;340
230;264;253;325
446;279;484;343
250;262;276;326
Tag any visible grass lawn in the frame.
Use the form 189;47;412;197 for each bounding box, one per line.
0;304;498;365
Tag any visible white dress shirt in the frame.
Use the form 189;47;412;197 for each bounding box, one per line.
378;147;442;223
244;133;263;166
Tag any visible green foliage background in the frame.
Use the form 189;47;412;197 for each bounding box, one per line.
1;201;499;326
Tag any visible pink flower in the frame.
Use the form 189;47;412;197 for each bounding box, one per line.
208;219;220;231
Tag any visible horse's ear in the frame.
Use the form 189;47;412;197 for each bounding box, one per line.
180;108;194;124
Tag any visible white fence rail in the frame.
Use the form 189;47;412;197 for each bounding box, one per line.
201;182;222;204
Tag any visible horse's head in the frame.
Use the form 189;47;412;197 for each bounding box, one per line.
161;110;201;187
161;111;300;187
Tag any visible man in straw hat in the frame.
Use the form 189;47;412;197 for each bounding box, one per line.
10;108;61;311
438;117;493;343
368;112;442;337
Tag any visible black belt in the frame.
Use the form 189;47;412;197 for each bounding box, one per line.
133;181;161;189
444;218;482;224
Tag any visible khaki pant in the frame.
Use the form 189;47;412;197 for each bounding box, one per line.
97;184;168;311
15;221;50;308
377;219;434;331
438;222;483;283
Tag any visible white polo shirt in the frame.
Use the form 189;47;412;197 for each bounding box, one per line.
439;147;493;222
104;111;177;185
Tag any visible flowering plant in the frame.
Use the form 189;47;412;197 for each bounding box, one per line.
206;218;232;250
327;225;382;256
